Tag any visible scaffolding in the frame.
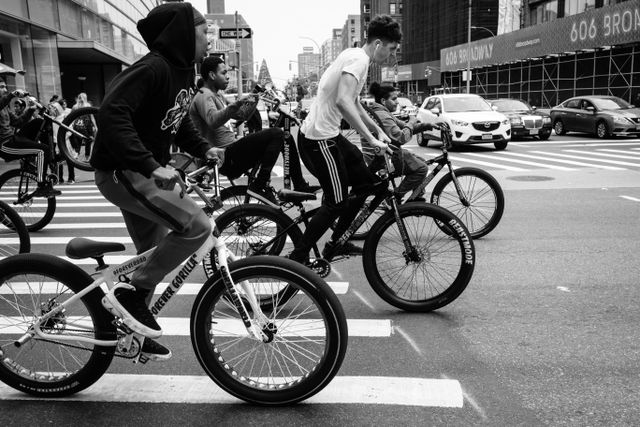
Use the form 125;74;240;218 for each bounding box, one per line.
442;44;639;107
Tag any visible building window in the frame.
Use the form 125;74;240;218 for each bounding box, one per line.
363;3;370;13
565;0;596;16
532;0;558;25
390;3;397;14
27;0;60;30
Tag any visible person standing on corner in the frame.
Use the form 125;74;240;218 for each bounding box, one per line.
90;2;223;361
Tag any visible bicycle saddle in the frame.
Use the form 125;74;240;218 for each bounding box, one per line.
65;237;125;259
278;189;316;203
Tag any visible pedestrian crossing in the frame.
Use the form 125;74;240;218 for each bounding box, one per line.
406;141;640;171
0;184;464;408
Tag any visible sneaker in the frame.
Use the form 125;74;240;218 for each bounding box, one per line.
66;180;76;185
322;240;363;261
247;182;279;208
32;184;61;198
141;338;172;361
294;183;322;194
102;288;162;338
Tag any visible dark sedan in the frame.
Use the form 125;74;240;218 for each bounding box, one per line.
550;95;640;138
490;99;552;140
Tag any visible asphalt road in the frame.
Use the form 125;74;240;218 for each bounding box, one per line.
1;133;639;426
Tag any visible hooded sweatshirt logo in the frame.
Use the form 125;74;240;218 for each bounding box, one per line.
161;88;193;134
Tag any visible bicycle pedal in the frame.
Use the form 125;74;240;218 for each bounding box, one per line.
112;318;134;335
135;354;150;364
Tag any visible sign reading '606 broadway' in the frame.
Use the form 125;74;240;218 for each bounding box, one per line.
441;2;640;72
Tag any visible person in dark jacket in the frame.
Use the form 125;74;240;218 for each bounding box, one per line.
90;2;223;361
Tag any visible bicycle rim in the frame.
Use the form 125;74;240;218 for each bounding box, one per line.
191;257;347;405
56;107;98;171
0;200;30;256
0;255;115;396
363;204;474;311
0;169;56;232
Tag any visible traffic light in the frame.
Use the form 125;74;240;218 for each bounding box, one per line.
209;52;226;63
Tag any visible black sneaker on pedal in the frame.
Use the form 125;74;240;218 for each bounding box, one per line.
141;338;172;361
247;182;279;208
32;184;61;198
102;288;162;338
322;240;363;261
294;183;322;194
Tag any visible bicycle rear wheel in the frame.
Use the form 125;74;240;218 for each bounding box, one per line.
0;200;30;256
56;107;98;172
431;167;504;239
363;203;475;312
0;254;116;396
0;168;56;232
191;256;348;405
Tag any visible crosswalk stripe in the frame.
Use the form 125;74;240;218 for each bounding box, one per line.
620;195;640;202
528;151;625;170
45;212;123;218
448;155;528;171
462;152;575;170
0;317;391;337
491;151;615;169
549;150;640;167
564;149;640;162
0;281;350;295
597;149;640;157
0;374;464;407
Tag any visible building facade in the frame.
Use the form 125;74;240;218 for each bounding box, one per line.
297;46;321;80
0;0;158;106
342;14;362;50
440;0;637;107
321;28;342;75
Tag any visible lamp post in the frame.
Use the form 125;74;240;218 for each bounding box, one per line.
470;26;495;38
466;0;472;94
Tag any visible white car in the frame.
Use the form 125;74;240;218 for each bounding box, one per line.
416;94;511;150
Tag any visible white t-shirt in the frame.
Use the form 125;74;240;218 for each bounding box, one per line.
301;48;370;140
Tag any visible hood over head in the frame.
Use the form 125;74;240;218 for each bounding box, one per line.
137;2;203;68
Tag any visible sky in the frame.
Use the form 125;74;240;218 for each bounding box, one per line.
190;0;360;88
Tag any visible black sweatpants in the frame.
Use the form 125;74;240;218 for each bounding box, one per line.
220;127;283;186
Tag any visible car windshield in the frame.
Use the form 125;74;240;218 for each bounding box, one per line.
591;97;631;110
443;96;492;112
493;100;530;112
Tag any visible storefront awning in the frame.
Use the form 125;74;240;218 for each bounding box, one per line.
57;40;132;66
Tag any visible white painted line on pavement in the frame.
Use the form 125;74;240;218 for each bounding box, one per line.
0;281;349;295
442;374;486;419
529;151;626;170
463;152;575;170
352;290;377;311
448;155;528;171
564;149;640;164
490;151;614;169
557;286;571;292
597;149;640;157
620;195;640;202
395;325;424;357
0;374;464;407
46;212;123;218
557;141;640;146
0;317;390;337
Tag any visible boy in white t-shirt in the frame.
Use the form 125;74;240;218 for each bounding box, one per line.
290;15;401;263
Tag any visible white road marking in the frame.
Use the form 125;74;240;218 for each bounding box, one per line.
0;374;464;407
597;149;640;157
448;155;528;171
528;151;625;170
0;317;390;337
442;374;486;419
564;149;640;164
395;325;424;357
490;151;616;169
462;152;575;170
352;290;377;311
620;195;640;202
556;286;571;292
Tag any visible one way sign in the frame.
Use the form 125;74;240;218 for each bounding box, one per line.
219;28;252;39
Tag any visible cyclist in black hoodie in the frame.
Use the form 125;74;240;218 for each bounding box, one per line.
90;2;222;361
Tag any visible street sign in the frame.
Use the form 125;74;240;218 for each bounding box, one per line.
219;28;252;39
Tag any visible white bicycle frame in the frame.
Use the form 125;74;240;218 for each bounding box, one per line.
14;163;271;353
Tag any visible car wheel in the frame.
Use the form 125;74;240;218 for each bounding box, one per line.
554;120;566;135
417;132;429;147
538;132;551;140
494;141;508;150
596;120;610;139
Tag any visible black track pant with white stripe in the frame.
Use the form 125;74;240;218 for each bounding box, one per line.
0;135;51;182
290;131;378;259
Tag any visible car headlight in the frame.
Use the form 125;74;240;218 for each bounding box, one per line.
542;116;551;123
450;119;469;127
613;116;631;123
501;119;509;125
509;117;522;124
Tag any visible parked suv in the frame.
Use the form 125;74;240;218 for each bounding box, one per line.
550;95;640;138
416;94;511;150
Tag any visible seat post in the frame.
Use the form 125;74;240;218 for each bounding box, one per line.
92;256;109;271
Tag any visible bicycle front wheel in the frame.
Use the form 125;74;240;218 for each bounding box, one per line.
431;167;504;239
57;107;98;172
0;200;30;256
191;256;348;405
363;203;475;312
0;254;116;396
0;168;56;231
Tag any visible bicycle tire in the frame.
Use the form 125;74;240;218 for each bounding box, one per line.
56;107;99;172
0;199;30;256
0;253;116;396
191;255;348;405
0;168;56;232
220;185;251;210
430;167;504;239
362;203;475;312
